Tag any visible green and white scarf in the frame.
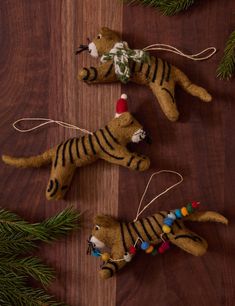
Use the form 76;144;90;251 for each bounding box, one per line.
101;41;150;83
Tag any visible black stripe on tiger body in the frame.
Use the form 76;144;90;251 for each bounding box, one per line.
78;27;212;122
2;111;150;200
91;210;227;279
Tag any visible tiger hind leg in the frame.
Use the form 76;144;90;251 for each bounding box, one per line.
173;67;212;102
170;229;208;256
149;81;180;121
46;164;76;200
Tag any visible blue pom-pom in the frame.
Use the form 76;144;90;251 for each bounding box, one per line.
91;249;101;257
175;209;182;219
141;241;150;250
164;217;174;226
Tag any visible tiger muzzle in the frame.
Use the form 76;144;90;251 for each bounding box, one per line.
75;44;89;55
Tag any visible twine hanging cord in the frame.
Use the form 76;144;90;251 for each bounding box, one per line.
143;44;216;61
108;170;184;263
134;170;183;222
12;117;93;135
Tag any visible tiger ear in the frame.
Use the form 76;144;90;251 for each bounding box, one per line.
100;27;120;41
118;112;133;127
94;215;118;228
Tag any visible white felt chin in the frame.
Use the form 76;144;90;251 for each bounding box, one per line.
131;129;146;143
88;42;99;58
90;236;105;249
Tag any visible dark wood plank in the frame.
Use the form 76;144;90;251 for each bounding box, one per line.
0;0;122;305
118;1;235;305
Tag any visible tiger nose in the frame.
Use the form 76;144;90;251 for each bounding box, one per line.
144;133;152;144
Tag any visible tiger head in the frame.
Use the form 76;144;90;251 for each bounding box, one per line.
90;215;119;249
87;27;121;58
106;94;150;145
107;112;147;145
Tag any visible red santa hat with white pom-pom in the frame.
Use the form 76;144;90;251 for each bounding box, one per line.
115;94;128;117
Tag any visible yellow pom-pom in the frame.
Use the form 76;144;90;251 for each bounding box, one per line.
145;245;154;254
181;207;188;217
101;252;110;262
162;224;171;233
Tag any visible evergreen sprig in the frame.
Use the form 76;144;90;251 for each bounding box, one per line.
0;207;80;253
0;207;81;306
0;256;54;286
123;0;196;15
217;30;235;80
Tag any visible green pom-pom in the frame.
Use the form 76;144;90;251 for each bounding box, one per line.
187;203;194;214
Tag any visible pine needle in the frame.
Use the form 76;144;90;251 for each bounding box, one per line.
0;256;54;287
217;30;235;80
123;0;196;15
0;207;80;305
0;207;81;250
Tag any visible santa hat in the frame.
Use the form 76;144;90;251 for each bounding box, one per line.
115;94;128;117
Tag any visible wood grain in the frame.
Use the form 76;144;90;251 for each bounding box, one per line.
118;1;235;306
0;0;122;305
0;1;234;306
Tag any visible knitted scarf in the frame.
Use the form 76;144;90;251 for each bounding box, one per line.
101;42;150;83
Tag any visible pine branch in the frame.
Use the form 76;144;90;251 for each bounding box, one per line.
0;273;67;306
0;256;54;287
217;30;235;80
0;231;36;254
123;0;196;15
0;207;80;305
0;207;81;254
39;207;81;241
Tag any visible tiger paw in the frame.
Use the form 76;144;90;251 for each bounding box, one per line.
138;157;150;171
78;68;89;81
99;268;113;279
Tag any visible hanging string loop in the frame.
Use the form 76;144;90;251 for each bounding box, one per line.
12;117;93;135
133;170;183;222
143;44;216;61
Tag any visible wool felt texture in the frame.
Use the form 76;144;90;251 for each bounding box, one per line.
78;27;212;122
89;210;228;279
2;111;150;200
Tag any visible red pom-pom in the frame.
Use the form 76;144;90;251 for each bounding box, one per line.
129;245;136;255
158;241;170;254
116;94;128;115
192;201;200;209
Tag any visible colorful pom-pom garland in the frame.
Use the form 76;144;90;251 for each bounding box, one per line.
89;201;200;263
162;201;200;234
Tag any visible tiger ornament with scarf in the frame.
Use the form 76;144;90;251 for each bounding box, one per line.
2;95;150;200
78;27;212;122
88;203;227;279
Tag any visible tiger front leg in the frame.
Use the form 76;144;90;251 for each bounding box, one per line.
100;148;150;171
99;251;129;279
124;152;150;171
78;60;117;84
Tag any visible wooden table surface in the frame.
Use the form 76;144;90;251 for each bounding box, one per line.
0;1;234;305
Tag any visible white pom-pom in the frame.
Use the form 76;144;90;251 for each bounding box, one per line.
121;93;127;100
123;252;132;262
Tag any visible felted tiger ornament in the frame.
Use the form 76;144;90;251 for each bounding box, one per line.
2;95;150;200
78;27;212;122
88;202;228;279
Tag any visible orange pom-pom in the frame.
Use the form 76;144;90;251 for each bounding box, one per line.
181;207;188;216
145;245;154;254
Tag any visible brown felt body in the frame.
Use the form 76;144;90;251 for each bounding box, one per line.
2;112;150;200
91;211;228;279
78;27;212;122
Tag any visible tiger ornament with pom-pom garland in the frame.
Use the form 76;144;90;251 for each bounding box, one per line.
2;94;151;200
87;202;228;279
78;27;212;122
